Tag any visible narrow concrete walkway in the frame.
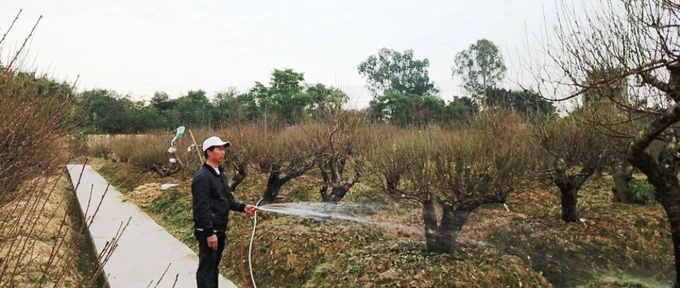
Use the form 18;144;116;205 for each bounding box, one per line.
67;164;237;288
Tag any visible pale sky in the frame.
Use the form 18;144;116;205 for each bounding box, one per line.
0;0;561;109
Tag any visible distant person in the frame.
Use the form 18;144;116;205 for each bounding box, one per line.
192;136;257;288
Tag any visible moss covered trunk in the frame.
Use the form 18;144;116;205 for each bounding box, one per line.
626;92;680;286
630;154;680;286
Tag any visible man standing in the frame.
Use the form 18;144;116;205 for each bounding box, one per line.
192;136;257;288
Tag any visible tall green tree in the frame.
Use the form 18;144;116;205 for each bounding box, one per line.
78;89;168;133
444;96;478;123
358;48;439;96
173;90;211;127
246;69;315;124
211;87;244;127
78;89;129;133
452;39;507;107
305;83;349;118
368;92;449;127
236;92;263;121
368;92;415;126
150;91;173;111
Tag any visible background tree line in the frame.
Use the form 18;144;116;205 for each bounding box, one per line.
75;39;555;133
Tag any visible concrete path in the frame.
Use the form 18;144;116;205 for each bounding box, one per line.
67;164;237;288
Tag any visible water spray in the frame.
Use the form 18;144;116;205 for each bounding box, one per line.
239;200;514;287
256;202;371;223
239;201;422;288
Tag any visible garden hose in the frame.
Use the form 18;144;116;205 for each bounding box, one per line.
240;198;263;288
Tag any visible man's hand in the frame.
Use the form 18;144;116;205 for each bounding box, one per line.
244;204;257;216
207;234;218;250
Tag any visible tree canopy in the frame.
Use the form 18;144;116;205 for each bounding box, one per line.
452;39;507;107
76;69;353;133
358;48;439;96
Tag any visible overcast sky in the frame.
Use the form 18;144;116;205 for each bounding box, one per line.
0;0;562;109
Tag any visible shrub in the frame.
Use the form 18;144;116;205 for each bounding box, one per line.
366;109;533;253
110;135;136;162
630;179;655;203
88;139;113;159
128;134;171;169
0;14;115;286
105;132;187;178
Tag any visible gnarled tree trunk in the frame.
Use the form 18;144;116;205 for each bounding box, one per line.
263;164;289;202
422;200;474;253
554;168;593;222
316;181;359;222
556;181;579;222
386;173;401;195
319;157;361;203
320;181;357;203
626;65;680;285
229;162;247;193
262;158;316;202
629;143;680;287
659;184;680;288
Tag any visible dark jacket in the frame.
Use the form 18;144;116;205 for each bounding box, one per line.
192;163;246;237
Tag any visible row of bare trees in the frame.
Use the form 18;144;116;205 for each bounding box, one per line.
217;112;367;204
106;107;637;256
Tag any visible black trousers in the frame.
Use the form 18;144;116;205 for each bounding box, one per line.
195;230;226;288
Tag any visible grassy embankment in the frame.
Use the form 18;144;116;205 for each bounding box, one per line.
93;153;672;288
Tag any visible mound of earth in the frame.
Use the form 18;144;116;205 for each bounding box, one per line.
126;182;163;207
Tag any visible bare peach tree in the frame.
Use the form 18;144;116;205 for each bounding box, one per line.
315;112;365;203
579;103;646;204
532;0;680;284
534;113;621;221
249;123;320;202
368;110;532;253
218;122;266;192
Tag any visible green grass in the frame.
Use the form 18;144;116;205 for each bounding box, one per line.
98;162;154;193
630;179;656;203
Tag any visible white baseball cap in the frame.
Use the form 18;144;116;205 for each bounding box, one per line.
202;136;231;152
